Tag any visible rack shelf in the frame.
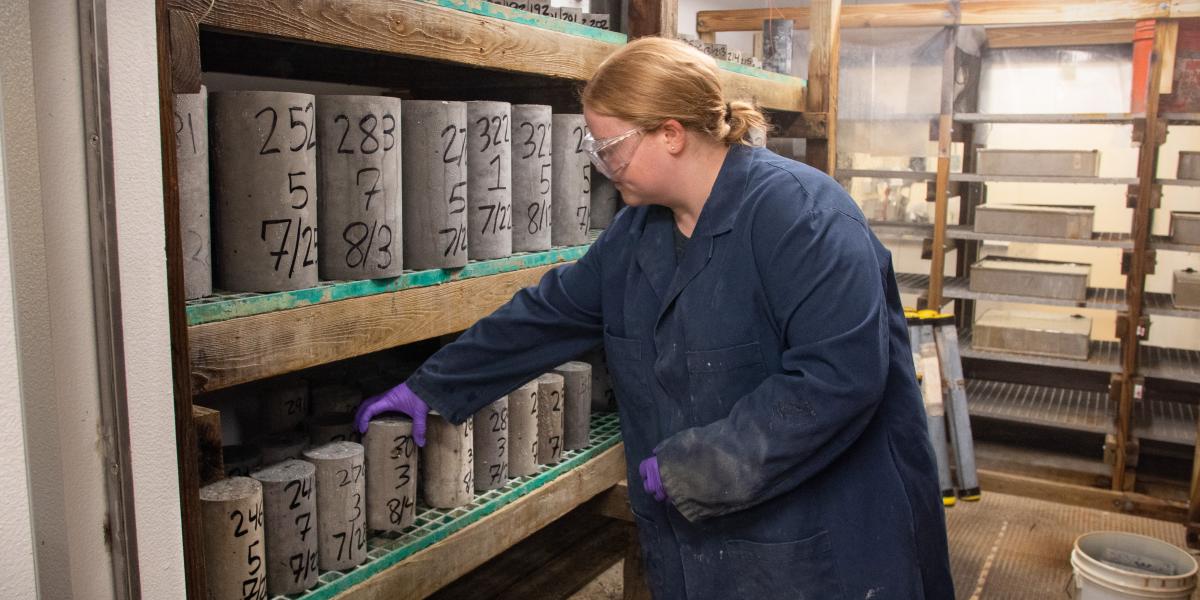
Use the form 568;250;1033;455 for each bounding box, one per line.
1158;179;1200;187
950;173;1141;185
954;113;1142;124
1140;345;1200;385
947;225;1134;249
1151;236;1200;254
943;276;1127;311
868;221;933;241
1144;293;1200;318
959;327;1122;374
836;169;937;181
188;241;593;393
1135;398;1197;447
169;0;806;111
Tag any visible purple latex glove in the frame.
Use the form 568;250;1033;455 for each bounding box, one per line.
355;382;430;446
639;456;668;503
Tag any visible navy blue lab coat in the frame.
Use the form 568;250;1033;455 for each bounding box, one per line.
408;145;955;599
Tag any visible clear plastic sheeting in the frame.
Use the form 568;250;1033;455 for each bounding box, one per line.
979;45;1133;115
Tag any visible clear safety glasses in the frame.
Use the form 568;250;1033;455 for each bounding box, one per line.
581;128;643;180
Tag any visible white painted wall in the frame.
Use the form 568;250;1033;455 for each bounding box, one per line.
0;65;39;600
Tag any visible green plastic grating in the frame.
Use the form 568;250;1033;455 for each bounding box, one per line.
186;232;602;326
270;412;623;600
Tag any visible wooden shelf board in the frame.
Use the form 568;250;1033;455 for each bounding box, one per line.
283;415;624;600
960;327;1122;374
951;173;1140;185
948;225;1134;249
955;113;1142;124
944;276;1127;311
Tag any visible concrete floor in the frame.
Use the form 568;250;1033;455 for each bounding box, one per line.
569;491;1197;599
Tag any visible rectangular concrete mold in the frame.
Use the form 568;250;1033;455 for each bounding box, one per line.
1170;212;1200;245
976;149;1100;177
973;309;1092;360
969;257;1090;301
1179;151;1200;180
1174;269;1200;310
974;204;1095;239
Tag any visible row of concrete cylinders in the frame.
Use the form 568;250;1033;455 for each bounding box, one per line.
202;361;607;597
175;90;623;299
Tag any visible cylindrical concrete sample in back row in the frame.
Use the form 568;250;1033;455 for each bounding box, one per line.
589;170;621;229
310;383;362;417
510;104;553;252
507;380;540;477
260;377;308;434
402;101;469;269
363;416;418;532
554;361;592;451
473;397;509;491
467;101;512;260
306;413;358;446
173;87;212;299
535;372;565;465
210;91;319;292
258;430;309;465
423;411;474;508
316;95;404;280
200;477;267;599
303;441;367;571
251;459;319;595
223;444;262;477
551;114;592;247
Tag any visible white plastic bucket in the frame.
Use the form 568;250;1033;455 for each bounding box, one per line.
1071;531;1198;599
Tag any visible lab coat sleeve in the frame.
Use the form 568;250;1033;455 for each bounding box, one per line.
654;200;890;522
405;232;608;425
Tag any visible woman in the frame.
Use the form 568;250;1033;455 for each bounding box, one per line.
357;37;954;599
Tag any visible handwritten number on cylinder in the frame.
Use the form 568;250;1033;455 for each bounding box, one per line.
255;107;281;155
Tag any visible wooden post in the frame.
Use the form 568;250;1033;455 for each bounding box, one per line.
804;0;841;174
927;26;957;309
1117;20;1170;492
627;0;677;38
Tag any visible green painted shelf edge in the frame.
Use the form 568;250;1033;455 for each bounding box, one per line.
278;412;623;600
422;0;628;44
187;243;591;326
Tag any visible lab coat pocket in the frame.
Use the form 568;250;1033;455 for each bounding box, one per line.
629;508;670;599
723;530;847;600
685;342;767;424
604;329;652;409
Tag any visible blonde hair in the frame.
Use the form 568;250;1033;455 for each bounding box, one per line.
582;37;769;146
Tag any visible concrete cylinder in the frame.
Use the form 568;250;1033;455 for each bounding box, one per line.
467;101;513;260
554;361;592;451
763;19;794;75
423;411;474;508
223;444;262;477
210;91;319;292
306;413;358;446
511;105;553;252
472;397;509;491
315;95;403;280
258;430;308;465
589;170;620;229
174;88;212;299
551;114;591;247
585;348;616;412
200;477;267;599
251;459;319;595
363;416;418;532
303;441;367;571
535;373;565;465
310;383;362;417
402;101;469;269
507;380;540;477
260;378;309;434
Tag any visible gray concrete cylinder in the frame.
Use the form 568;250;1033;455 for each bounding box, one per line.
258;430;309;465
402;101;469;269
200;477;267;599
467;101;513;260
210;91;319;292
535;372;565;465
251;459;319;595
472;397;509;491
363;416;418;532
310;383;362;417
316;95;403;280
260;377;309;434
507;380;540;477
554;361;592;451
306;413;358;446
423;411;474;508
763;19;794;75
223;444;263;477
511;105;553;252
589;170;620;229
303;441;367;571
174;88;212;299
585;348;616;412
551;114;591;247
